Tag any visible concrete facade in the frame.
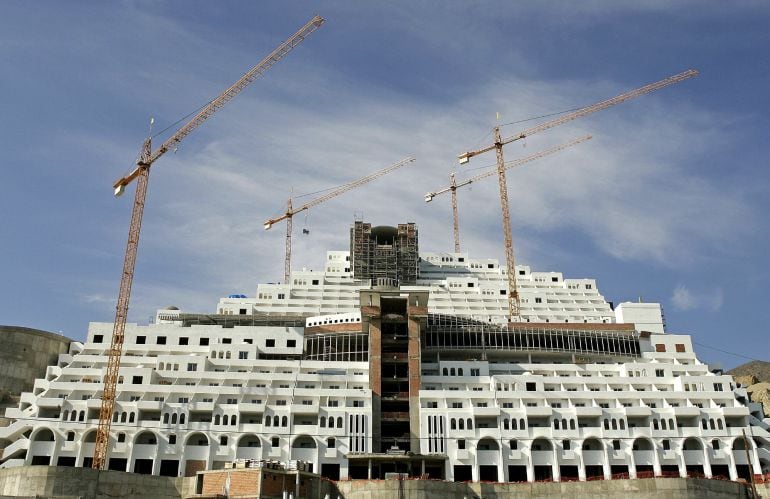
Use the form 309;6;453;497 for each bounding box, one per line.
0;466;767;499
0;326;72;396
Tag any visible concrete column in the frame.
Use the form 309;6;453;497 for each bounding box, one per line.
702;446;713;478
629;450;637;479
367;459;372;479
577;451;586;481
526;451;534;482
602;446;611;480
652;445;662;477
552;447;560;482
728;449;738;481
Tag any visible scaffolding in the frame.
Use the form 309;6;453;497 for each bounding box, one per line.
350;221;419;285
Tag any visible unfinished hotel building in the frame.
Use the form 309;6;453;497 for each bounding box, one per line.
2;220;770;483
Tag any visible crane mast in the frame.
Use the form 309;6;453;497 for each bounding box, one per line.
427;135;592;252
264;157;416;282
457;69;699;322
93;16;325;471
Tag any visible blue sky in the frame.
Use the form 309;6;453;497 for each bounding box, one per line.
1;2;768;369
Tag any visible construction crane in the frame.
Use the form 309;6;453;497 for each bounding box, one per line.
93;15;325;471
426;135;591;253
457;69;699;322
264;156;416;283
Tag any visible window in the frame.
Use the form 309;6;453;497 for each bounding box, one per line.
675;344;686;353
226;398;237;405
353;400;364;408
132;376;143;384
470;368;480;376
613;440;620;451
662;439;670;450
187;363;197;372
118;433;126;443
93;335;104;343
169;434;176;444
266;339;275;347
238;351;248;360
220;435;229;445
200;338;209;346
67;431;74;441
136;336;146;345
272;437;279;447
535;297;542;304
178;397;189;403
457;439;466;450
157;336;167;345
585;284;592;289
312;279;319;285
239;308;247;315
179;337;189;346
287;340;296;348
655;344;666;352
714;383;724;392
655;369;665;377
277;400;288;406
451;402;463;409
563;440;570;450
526;382;536;392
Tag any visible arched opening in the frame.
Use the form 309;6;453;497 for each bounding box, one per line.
231;415;237;426
467;418;472;430
732;438;747;450
570;419;575;430
135;431;158;445
83;430;97;443
214;414;221;425
632;438;654;451
531;438;552;451
238;435;261;448
282;416;288;427
171;413;178;424
477;438;499;451
337;417;343;428
179;413;186;424
451;419;456;430
292;435;317;449
582;438;603;451
683;438;703;451
185;433;209;446
32;428;55;442
458;419;464;430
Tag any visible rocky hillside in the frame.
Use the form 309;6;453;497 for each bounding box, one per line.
729;360;770;417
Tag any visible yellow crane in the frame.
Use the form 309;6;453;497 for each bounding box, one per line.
264;156;416;283
94;16;325;471
426;135;592;252
457;69;699;322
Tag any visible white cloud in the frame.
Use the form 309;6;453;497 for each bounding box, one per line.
671;284;723;312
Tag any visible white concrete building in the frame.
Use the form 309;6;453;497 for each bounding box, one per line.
1;223;769;483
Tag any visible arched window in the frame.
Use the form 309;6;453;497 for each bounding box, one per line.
163;413;169;424
604;419;610;430
273;415;279;427
611;419;617;430
265;417;272;427
443;368;448;376
451;419;457;430
337;417;343;428
459;419;464;430
112;412;118;423
619;420;625;430
717;419;723;430
467;418;472;430
129;413;135;423
570;419;576;430
79;411;85;422
520;418;525;430
554;419;560;430
653;420;659;430
329;417;335;428
179;413;186;424
450;368;456;376
172;413;178;424
709;419;715;430
701;419;708;430
121;412;127;423
458;368;463;376
562;418;567;429
512;419;518;430
282;416;288;427
62;410;69;421
232;415;238;426
503;419;509;430
215;414;221;425
319;417;325;428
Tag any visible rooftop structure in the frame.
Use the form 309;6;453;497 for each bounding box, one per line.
1;221;769;485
